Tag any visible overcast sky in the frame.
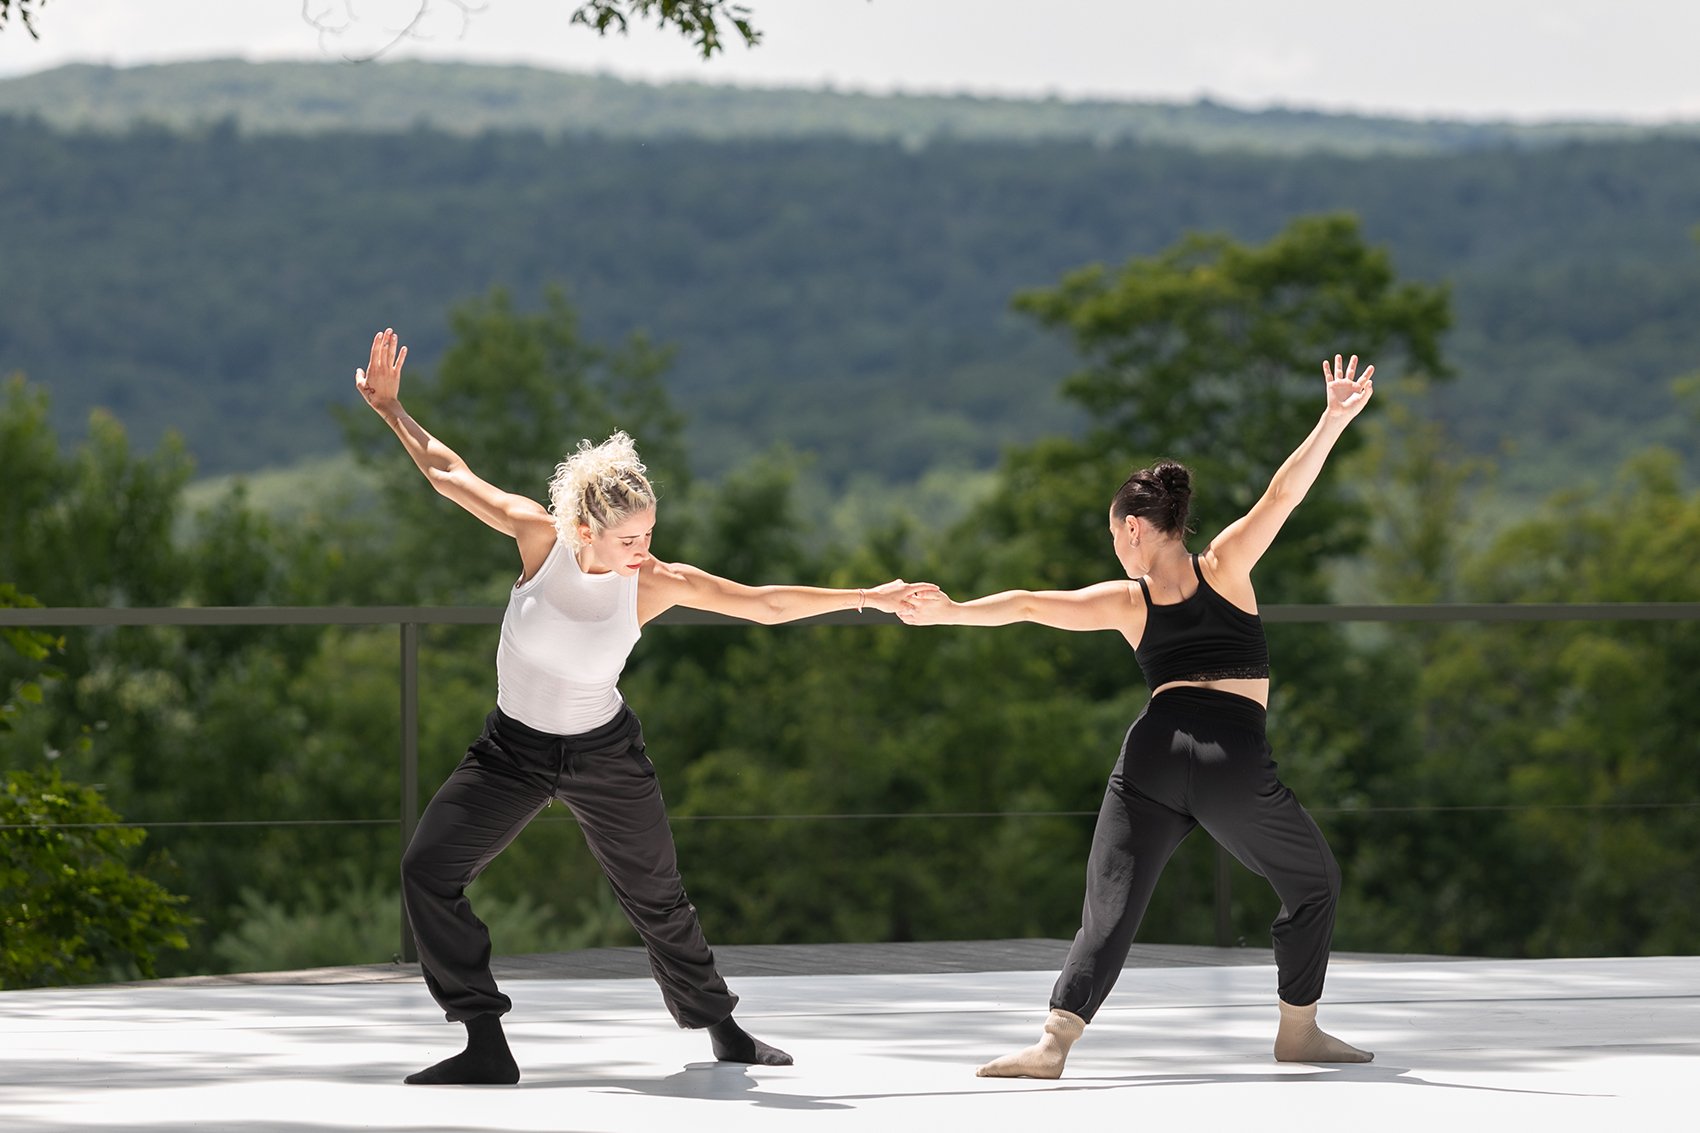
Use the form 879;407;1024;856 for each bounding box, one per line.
2;0;1697;123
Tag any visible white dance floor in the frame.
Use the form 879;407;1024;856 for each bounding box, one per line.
2;952;1694;1132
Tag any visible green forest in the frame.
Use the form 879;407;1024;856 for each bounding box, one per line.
6;59;1690;153
3;63;1699;987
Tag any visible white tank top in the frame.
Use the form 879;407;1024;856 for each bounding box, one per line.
495;540;641;735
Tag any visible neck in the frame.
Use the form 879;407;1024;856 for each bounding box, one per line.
1139;540;1191;580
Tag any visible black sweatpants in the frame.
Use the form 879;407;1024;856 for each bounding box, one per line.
400;704;739;1028
1051;687;1341;1021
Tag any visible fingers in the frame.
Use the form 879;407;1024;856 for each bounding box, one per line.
894;603;935;625
363;328;407;385
1323;355;1371;384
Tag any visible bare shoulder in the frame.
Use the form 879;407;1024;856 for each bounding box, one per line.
510;505;554;538
513;509;560;583
1089;578;1144;628
640;557;698;589
504;495;556;553
636;558;721;625
1080;578;1140;607
1198;544;1259;614
636;557;701;604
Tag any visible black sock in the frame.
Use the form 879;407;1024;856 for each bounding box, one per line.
405;1013;521;1085
707;1015;793;1066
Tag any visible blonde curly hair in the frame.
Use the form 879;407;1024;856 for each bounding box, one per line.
547;431;657;545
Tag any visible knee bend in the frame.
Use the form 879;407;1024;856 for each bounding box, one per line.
1305;867;1342;914
400;842;454;891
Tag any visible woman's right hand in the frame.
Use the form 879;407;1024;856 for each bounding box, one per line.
355;327;407;415
896;589;956;626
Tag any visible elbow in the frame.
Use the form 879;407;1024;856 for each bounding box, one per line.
425;464;463;495
1013;592;1041;624
1262;481;1303;511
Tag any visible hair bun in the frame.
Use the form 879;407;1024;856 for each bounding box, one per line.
1154;461;1191;498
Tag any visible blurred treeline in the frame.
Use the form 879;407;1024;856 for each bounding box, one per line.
6;60;1679;153
3;212;1698;981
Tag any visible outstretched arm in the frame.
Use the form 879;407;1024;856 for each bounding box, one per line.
355;328;556;573
1207;353;1375;580
638;562;939;626
897;581;1140;638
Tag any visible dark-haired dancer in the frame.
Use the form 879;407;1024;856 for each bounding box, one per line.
901;354;1376;1076
355;328;936;1084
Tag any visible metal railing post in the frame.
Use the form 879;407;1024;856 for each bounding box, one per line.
400;621;420;963
1214;843;1233;948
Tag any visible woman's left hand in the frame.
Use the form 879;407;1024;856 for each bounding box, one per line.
355;327;408;415
1323;353;1375;422
863;579;940;614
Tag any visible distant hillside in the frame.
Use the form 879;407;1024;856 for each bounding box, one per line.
1;60;1692;156
3;106;1698;495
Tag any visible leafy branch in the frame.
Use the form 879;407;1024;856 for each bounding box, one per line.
301;0;760;63
571;0;761;58
0;0;47;40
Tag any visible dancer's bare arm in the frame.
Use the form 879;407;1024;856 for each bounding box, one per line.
355;328;556;576
1205;353;1375;585
898;581;1142;642
638;562;938;627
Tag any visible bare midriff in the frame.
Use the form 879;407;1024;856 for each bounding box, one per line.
1151;677;1269;707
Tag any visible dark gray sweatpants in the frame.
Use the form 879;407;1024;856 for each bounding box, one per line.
400;704;738;1028
1051;687;1342;1021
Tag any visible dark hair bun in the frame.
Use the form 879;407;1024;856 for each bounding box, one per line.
1153;460;1191;499
1110;458;1195;537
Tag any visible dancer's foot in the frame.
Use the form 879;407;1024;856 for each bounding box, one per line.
1273;999;1373;1063
976;1008;1085;1079
708;1015;793;1065
405;1013;521;1084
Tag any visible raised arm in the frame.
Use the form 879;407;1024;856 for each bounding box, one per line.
1206;353;1374;581
637;561;939;627
897;580;1142;642
355;328;556;575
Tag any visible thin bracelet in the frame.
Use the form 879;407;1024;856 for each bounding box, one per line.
857;588;866;613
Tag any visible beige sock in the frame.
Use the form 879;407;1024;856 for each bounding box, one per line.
976;1008;1086;1079
1273;999;1373;1063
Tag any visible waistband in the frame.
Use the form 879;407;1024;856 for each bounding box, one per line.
1143;686;1267;733
491;702;636;751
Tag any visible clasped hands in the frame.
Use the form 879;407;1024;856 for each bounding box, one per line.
863;579;952;624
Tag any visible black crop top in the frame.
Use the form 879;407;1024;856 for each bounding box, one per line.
1133;555;1271;688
